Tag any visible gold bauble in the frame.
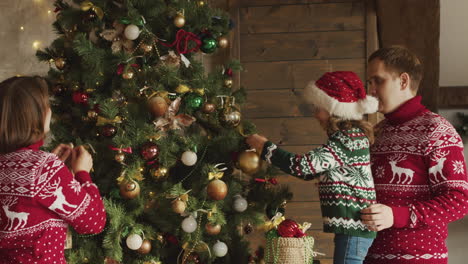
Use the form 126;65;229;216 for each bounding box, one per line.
152;167;168;179
55;58;66;70
172;199;186;214
114;152;126;163
87;110;98;120
218;36;229;48
224;78;233;88
238;151;260;174
174;14;186;28
156;234;164;243
148;96;168;117
122;70;134;80
220;109;241;127
201;103;216;114
207;179;228;200
205;223;221;235
137;239;152;254
140;43;153;53
119;180;140;199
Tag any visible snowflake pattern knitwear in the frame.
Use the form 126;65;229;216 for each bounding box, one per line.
365;96;468;264
262;128;377;238
0;141;106;264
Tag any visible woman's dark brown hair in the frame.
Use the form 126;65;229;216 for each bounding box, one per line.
0;76;50;154
326;116;375;145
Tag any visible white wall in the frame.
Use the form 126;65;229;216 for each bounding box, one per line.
440;1;468;264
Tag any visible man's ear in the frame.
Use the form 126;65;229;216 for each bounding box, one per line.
400;72;411;91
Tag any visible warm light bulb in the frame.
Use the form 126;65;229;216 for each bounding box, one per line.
47;10;52;14
20;26;24;31
32;41;41;50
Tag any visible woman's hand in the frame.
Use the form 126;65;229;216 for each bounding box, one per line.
71;146;93;173
245;134;268;153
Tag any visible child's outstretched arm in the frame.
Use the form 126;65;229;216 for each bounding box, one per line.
246;133;348;180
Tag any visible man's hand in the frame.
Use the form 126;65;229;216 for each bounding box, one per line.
245;134;268;153
361;203;394;231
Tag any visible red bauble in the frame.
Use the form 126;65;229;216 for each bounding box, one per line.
72;91;89;104
277;219;301;238
140;142;159;160
101;124;117;138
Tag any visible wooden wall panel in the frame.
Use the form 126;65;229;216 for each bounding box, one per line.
241;59;365;90
251;117;328;145
242;0;357;6
240;2;364;34
241;31;365;62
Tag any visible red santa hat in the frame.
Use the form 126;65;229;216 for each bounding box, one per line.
303;71;378;120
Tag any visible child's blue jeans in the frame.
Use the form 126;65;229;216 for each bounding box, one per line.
333;234;374;264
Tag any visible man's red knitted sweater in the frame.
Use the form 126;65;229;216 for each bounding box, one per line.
364;96;468;264
0;141;106;264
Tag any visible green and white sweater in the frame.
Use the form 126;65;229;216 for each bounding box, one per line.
261;128;377;238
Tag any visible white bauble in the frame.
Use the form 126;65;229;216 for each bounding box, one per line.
124;24;140;40
213;240;228;257
233;195;248;212
181;151;197;166
126;233;143;250
181;216;197;233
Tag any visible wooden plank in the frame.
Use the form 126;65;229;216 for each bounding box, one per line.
240;2;364;34
241;0;358;6
241;59;365;90
439;86;468;109
249;117;328;145
244;89;304;118
240;31;365;62
228;0;242;90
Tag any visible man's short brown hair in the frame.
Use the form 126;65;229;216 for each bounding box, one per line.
368;46;423;91
0;76;50;154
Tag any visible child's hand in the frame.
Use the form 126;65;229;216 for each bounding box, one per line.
245;134;268;153
71;146;93;173
52;144;73;162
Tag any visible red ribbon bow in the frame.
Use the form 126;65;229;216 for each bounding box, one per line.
160;29;201;54
108;145;133;153
255;178;278;185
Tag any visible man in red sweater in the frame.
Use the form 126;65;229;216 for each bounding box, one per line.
360;46;468;264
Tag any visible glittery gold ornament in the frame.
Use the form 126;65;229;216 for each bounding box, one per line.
140;43;153;53
55;58;66;70
172;199;186;214
152;167;168;179
119;180;140;199
207;179;228;200
122;70;134;80
205;223;221;235
137;239;152;254
224;78;233;88
218;36;229;48
174;13;185;28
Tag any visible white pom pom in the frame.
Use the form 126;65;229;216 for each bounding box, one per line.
126;234;143;250
359;96;379;114
124;24;140;40
213;240;228;257
181;216;197;233
181;151;197;166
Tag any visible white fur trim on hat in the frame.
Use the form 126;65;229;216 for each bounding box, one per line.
303;81;378;120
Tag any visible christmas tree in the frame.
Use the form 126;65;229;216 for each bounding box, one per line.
37;1;292;264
